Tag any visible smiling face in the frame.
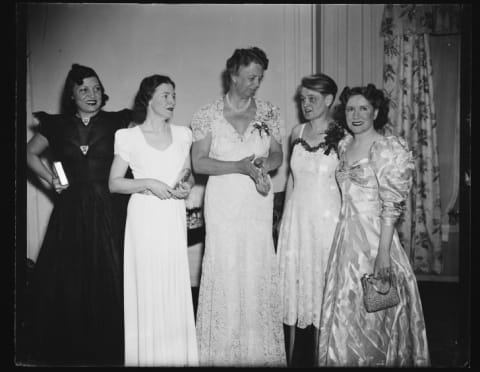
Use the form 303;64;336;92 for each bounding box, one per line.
72;76;103;116
231;62;264;98
345;94;378;135
148;83;176;120
299;87;333;121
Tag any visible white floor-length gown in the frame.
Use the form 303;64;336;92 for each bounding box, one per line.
191;98;286;367
114;124;198;367
277;123;341;329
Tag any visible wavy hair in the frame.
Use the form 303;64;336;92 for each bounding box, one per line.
60;64;108;115
335;84;390;131
298;73;338;104
132;75;176;124
221;46;269;93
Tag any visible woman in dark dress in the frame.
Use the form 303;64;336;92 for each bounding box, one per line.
26;64;131;365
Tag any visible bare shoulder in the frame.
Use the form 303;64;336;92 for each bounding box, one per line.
290;123;304;142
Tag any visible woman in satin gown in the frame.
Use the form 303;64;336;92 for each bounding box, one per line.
276;73;343;365
26;64;131;365
109;75;198;367
317;84;430;367
191;47;286;366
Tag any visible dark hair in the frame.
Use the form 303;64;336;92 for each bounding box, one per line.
60;63;108;115
132;74;176;124
299;73;338;104
336;84;390;130
222;47;269;92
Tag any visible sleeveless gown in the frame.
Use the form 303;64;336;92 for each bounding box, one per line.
277;123;341;329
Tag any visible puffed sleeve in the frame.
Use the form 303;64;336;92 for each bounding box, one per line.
370;136;415;226
337;133;353;158
32;111;56;142
264;102;284;144
114;129;130;163
190;104;213;142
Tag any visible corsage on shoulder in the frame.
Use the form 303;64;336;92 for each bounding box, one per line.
252;121;270;137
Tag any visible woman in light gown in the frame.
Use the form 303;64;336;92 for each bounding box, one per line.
276;73;344;365
191;47;286;366
317;84;430;367
109;75;198;367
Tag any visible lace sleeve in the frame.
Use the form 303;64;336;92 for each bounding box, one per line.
190;104;213;142
370;136;415;226
263;102;284;144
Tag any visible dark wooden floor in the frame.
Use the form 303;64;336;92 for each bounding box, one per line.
192;281;470;368
17;279;469;367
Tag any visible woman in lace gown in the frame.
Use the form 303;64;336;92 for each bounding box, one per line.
109;75;198;366
317;85;430;366
276;74;343;365
26;64;131;365
191;47;286;366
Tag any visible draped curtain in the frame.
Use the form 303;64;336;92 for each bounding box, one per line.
381;4;461;274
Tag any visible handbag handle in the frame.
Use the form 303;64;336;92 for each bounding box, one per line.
362;272;396;295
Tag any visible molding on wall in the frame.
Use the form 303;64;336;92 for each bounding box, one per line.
274;4;314;192
318;4;384;96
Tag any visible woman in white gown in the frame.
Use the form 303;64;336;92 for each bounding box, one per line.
276;73;344;365
191;47;286;366
109;75;198;366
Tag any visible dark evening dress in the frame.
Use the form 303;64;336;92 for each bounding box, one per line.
29;110;131;366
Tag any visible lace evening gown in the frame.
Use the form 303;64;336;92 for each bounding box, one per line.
115;125;198;367
29;110;131;365
317;134;430;367
191;97;287;367
277;123;341;329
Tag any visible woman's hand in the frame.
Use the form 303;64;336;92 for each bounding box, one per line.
170;181;192;200
373;248;392;283
238;154;258;181
51;176;69;194
253;156;267;169
254;165;271;196
148;179;175;200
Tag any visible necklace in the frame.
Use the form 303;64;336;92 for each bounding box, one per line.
81;117;90;125
226;93;251;113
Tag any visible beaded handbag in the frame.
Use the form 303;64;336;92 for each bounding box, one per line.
361;272;400;313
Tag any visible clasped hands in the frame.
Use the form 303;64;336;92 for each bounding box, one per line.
140;179;192;200
240;154;271;196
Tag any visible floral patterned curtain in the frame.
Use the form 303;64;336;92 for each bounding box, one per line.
381;4;460;274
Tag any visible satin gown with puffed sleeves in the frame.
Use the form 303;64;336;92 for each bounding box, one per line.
317;134;430;367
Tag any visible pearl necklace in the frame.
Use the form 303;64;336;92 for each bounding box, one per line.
226;93;251;113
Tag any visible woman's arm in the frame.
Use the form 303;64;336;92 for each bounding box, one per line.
374;224;395;281
108;154;175;200
27;133;67;192
254;137;283;173
27;133;54;183
170;153;195;200
191;131;259;179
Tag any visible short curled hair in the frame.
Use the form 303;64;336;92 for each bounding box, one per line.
336;84;390;130
298;73;338;106
61;63;109;115
132;74;176;124
222;46;269;92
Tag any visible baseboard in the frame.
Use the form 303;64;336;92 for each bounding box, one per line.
416;274;459;282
